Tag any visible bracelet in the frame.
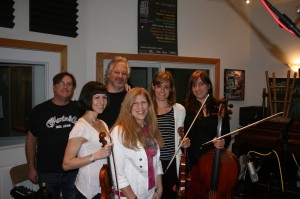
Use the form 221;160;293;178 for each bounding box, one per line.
88;154;95;163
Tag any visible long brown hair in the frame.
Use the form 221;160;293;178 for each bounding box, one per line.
150;71;176;114
184;70;215;115
113;87;164;149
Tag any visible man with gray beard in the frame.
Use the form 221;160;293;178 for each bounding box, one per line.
98;56;131;128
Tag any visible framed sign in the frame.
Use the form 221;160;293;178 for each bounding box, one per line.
224;69;245;101
138;0;177;55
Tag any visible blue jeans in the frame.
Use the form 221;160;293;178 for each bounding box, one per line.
38;171;78;199
75;188;100;199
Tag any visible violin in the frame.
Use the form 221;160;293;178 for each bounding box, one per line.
188;97;240;199
176;127;190;199
99;132;113;199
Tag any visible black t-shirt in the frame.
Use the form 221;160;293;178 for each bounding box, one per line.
98;90;127;128
28;99;81;173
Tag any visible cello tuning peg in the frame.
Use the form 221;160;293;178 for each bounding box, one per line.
228;104;233;108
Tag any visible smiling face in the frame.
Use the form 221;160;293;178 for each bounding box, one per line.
192;77;210;103
107;61;129;92
91;93;108;114
152;81;171;102
131;94;149;126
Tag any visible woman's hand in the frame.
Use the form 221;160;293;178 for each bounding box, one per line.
178;127;190;148
94;143;112;160
125;83;131;92
180;137;191;148
212;138;225;149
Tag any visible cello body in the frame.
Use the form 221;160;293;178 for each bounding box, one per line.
187;150;239;199
187;97;239;199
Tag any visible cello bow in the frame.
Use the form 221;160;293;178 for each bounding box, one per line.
201;111;284;147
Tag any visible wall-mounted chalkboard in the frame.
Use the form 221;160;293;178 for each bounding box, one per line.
138;0;177;55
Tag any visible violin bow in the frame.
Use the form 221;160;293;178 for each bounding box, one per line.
165;94;210;173
107;136;121;199
200;111;283;147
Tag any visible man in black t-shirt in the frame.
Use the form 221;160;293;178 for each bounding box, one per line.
98;56;131;128
25;72;82;199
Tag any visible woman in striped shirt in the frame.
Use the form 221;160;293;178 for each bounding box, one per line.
150;71;190;199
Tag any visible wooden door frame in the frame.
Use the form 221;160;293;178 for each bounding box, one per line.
0;38;67;71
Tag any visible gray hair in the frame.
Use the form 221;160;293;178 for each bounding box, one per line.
104;56;131;84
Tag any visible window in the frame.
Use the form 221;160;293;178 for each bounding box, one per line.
0;38;67;146
0;63;46;137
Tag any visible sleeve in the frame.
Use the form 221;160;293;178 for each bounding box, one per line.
28;105;45;137
28;107;39;137
157;148;164;175
69;120;89;140
110;126;130;189
174;103;186;127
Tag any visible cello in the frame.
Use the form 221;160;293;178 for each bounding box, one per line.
188;97;239;199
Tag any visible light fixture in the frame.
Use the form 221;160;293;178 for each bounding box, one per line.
246;0;250;4
288;63;300;72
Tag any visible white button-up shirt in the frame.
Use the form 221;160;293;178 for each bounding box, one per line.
110;125;163;199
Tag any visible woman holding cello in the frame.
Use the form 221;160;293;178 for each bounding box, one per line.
150;71;190;199
62;81;112;199
184;70;238;199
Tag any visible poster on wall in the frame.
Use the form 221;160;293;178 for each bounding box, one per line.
138;0;177;55
224;69;245;101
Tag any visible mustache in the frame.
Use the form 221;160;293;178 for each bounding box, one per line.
115;78;125;82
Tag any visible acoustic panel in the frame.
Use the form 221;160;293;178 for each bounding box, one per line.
0;0;15;28
30;0;78;37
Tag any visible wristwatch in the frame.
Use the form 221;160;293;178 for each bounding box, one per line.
88;154;95;163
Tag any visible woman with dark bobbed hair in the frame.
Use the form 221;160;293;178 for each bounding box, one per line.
63;81;112;199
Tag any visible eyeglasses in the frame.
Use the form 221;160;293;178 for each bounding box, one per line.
57;81;73;88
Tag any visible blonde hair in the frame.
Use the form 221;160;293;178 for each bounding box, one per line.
113;87;164;149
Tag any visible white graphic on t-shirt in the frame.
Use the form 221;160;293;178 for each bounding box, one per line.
46;115;78;128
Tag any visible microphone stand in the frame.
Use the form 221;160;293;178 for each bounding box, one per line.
270;117;294;198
